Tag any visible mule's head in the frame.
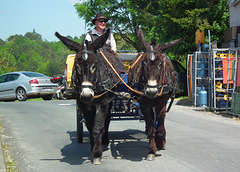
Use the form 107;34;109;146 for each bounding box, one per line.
131;26;184;98
55;29;110;103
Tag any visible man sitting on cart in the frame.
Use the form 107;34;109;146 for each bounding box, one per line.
85;12;117;53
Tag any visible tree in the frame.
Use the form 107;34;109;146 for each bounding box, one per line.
74;0;229;61
0;46;16;74
25;29;42;41
0;39;5;47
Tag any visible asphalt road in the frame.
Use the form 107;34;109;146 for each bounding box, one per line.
0;99;240;172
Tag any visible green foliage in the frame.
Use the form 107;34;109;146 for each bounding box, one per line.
0;46;16;75
75;0;229;63
25;30;42;41
0;0;230;74
0;31;83;76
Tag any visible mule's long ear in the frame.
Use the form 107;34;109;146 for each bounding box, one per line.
136;26;149;51
158;37;185;52
91;28;111;53
55;32;81;53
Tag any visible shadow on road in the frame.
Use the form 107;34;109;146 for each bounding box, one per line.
59;129;161;165
60;131;91;165
175;98;193;107
109;130;162;161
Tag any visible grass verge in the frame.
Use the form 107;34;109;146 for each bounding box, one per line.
0;119;18;172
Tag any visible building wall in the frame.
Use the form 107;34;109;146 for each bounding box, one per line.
228;0;240;27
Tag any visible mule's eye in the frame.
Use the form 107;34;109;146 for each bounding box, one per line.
143;61;147;69
90;64;96;73
158;62;162;70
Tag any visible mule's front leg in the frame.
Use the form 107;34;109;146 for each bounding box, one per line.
155;99;167;150
102;103;111;150
146;126;157;161
140;102;157;161
92;104;108;165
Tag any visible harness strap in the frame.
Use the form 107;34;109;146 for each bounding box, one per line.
81;50;95;54
93;53;140;99
145;50;162;54
97;50;174;99
99;50;144;96
130;53;144;69
93;54;135;99
156;57;166;97
93;79;121;99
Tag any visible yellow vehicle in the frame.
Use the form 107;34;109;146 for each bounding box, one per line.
64;54;76;91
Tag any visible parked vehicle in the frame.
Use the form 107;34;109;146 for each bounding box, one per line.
56;84;65;99
0;71;58;101
50;75;75;99
50;75;65;99
50;76;64;85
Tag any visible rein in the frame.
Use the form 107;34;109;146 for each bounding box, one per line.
156;56;166;97
98;49;169;98
96;48;175;112
99;50;144;96
93;51;144;99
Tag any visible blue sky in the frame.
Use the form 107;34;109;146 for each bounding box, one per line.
0;0;88;41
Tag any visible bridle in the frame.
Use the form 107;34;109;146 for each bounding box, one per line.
144;46;167;97
74;44;97;97
75;47;123;99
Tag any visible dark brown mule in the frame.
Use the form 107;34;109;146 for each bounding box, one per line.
55;29;120;165
128;26;184;161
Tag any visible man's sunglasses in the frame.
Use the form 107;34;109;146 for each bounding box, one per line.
97;20;107;23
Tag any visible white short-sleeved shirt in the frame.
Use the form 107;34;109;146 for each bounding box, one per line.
85;28;116;52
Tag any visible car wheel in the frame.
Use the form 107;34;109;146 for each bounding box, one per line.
42;94;53;100
16;88;27;101
60;91;67;100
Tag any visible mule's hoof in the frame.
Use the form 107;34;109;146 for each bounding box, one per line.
146;154;155;161
93;157;102;165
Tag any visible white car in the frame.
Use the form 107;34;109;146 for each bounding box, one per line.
0;71;58;101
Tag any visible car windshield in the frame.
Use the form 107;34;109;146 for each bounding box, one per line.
22;72;47;77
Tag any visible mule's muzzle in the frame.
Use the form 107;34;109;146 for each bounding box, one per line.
80;81;94;103
145;80;158;98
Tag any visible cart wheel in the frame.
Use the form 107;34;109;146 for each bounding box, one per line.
76;98;83;143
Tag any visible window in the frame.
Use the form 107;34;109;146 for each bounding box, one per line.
0;75;8;83
22;72;46;77
5;74;20;82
